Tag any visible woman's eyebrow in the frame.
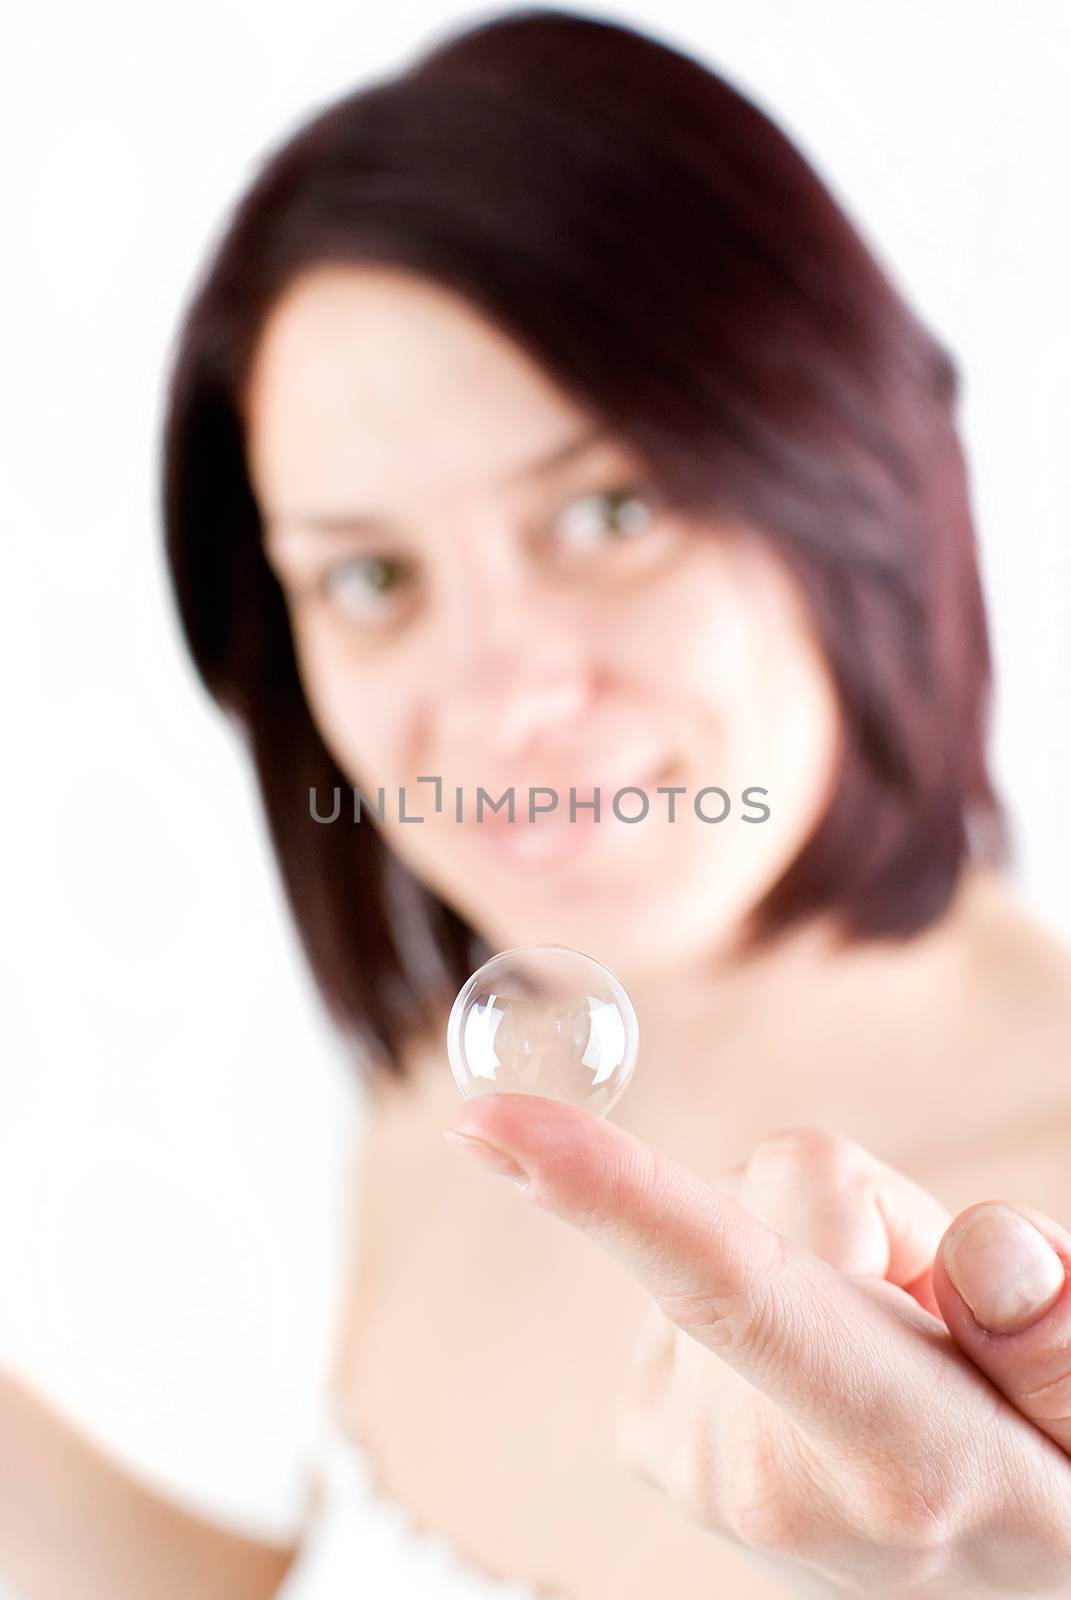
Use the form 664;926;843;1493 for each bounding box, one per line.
264;423;613;537
264;509;394;537
498;421;610;486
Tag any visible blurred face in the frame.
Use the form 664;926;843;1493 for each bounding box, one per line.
244;265;842;983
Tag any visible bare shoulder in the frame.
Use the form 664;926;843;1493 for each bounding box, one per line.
910;870;1071;1216
954;868;1071;1033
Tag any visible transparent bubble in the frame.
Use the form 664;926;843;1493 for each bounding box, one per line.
446;945;639;1116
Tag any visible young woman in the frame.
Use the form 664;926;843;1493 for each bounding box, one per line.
4;9;1071;1598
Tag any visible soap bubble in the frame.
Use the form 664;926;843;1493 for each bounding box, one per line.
446;945;639;1116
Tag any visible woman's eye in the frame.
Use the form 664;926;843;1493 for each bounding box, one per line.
554;486;657;552
320;554;413;621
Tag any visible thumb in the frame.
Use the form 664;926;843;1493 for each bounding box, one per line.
933;1201;1071;1454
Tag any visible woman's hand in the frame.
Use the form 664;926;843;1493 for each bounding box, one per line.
443;1095;1071;1599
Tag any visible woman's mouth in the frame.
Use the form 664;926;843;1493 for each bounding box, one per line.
466;762;671;869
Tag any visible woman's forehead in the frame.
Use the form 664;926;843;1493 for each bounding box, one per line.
244;264;594;516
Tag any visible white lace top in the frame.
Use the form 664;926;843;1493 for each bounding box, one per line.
275;1405;565;1599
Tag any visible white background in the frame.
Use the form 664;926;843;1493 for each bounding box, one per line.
0;0;1068;1564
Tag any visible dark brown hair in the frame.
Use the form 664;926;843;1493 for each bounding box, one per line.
161;6;1007;1078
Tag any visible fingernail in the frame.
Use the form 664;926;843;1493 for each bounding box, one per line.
442;1129;532;1190
943;1203;1066;1333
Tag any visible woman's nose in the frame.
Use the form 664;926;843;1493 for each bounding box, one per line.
435;600;596;762
441;659;595;759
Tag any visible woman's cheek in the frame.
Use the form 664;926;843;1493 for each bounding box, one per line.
290;621;395;787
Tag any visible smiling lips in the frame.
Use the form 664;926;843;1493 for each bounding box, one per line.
467;762;669;868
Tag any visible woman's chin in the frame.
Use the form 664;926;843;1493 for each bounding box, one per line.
416;819;776;975
461;880;748;981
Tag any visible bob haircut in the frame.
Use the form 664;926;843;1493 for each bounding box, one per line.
161;5;1007;1078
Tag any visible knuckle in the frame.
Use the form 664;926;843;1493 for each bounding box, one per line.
727;1271;786;1364
1016;1366;1071;1428
852;1455;960;1558
657;1235;788;1353
750;1124;855;1184
614;1403;716;1525
731;1491;808;1558
613;1400;656;1480
878;1487;950;1553
660;1419;719;1526
656;1280;775;1357
624;1307;677;1390
727;1416;807;1554
655;1283;751;1348
618;1323;677;1446
728;1423;962;1571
